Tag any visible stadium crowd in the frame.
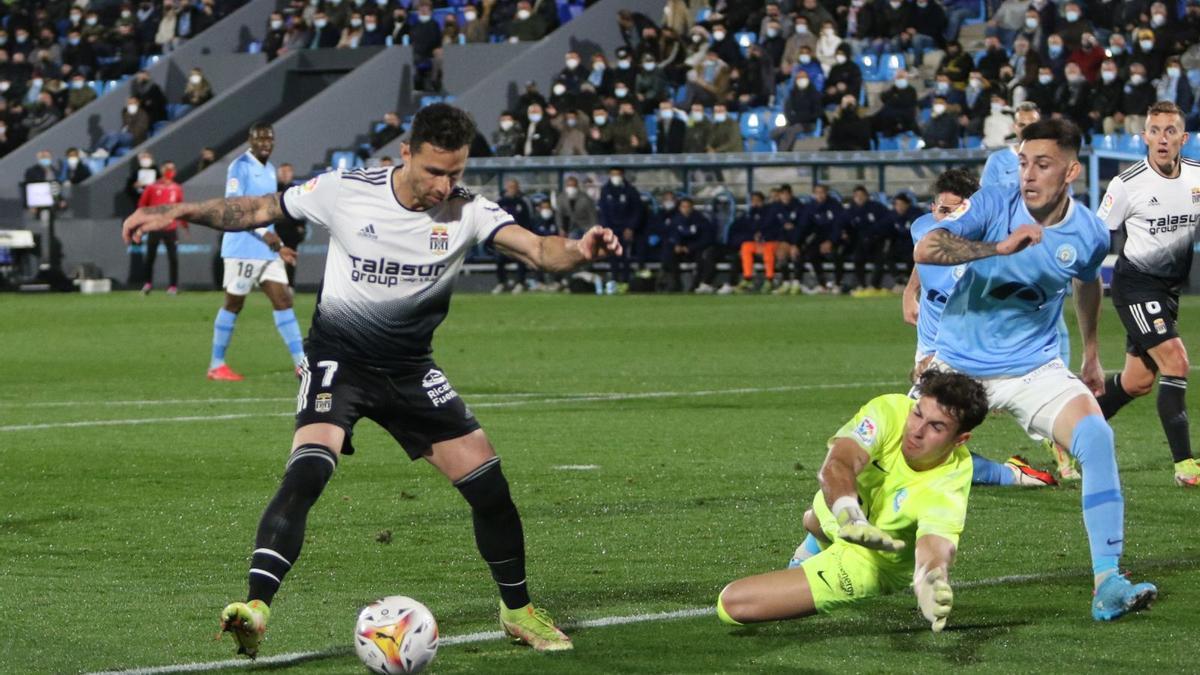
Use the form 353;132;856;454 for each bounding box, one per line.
484;0;1200;157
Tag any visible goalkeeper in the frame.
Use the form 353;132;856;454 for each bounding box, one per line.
717;369;988;632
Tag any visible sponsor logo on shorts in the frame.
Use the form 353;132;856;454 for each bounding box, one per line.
315;393;333;413
422;369;458;407
430;225;449;254
837;566;855;597
852;417;877;446
1154;318;1167;335
893;487;908;513
1055;244;1077;268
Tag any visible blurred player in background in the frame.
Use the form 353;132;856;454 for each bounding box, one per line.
207;122;303;382
1093;101;1200;487
718;370;987;633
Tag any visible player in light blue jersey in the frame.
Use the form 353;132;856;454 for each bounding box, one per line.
207;122;305;381
903;168;1056;488
913;119;1156;621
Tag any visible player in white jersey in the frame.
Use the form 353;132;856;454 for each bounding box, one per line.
122;104;622;657
1093;101;1200;487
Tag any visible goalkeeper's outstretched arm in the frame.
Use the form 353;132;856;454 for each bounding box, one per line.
820;439;906;552
914;534;957;632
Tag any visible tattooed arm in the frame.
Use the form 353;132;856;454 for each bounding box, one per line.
913;224;1043;265
122;194;284;243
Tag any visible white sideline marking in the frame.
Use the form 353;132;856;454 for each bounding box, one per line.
0;392;583;409
553;464;601;470
85;608;713;675
0;382;896;433
84;565;1134;675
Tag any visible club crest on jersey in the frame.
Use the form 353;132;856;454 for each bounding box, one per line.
1192;187;1200;205
893;487;908;513
853;417;877;446
1055;244;1077;268
429;224;449;254
315;393;333;413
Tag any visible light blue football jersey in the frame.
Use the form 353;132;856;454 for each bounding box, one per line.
928;186;1108;377
220;151;278;260
910;212;966;356
980;146;1020;189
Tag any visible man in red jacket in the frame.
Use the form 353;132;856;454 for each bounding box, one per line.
139;161;186;295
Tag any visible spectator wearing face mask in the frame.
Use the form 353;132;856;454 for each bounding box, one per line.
522;103;559;156
684;50;730;108
1091;60;1123;135
337;11;365;48
1130;28;1164;81
264;12;287;59
462;3;490;44
24;149;58;186
661;196;719;294
552;109;588;156
60;147;92;185
773;70;824;150
131;70;167;124
507;1;548;42
609;101;649;154
24;91;61;138
1021;66;1059;116
655;101;686;154
821;45;861;108
707;104;740;153
308;11;341;49
1115;62;1155;135
124;151;158;205
982;96;1013;148
1013;9;1045;57
1041;33;1069;80
360;12;388;47
558;51;587;92
760;19;787;73
635;53;670;115
683;103;711;153
872;70;920;138
781;17;817;75
586;107;615;155
99;97;151;154
62;28;96;77
65;73;96;114
556;175;596;240
492;111;524;157
814;21;843;69
1055;2;1092;51
599;167;644;291
1155;56;1193;112
182;68;213;108
921;95;960;149
707;21;743;70
1057;63;1094;138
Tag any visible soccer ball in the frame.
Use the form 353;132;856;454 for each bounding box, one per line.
354;596;439;674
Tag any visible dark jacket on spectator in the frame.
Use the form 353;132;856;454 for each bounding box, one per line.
666;209;716;254
921;110;960;149
599;181;643;234
522;119;559;156
1120;78;1156;116
656;112;687;153
827;105;872;151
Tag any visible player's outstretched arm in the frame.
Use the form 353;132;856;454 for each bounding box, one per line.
913;224;1042;265
122;194;284;244
1072;277;1105;395
820;439;906;553
492;224;623;273
913;534;956;632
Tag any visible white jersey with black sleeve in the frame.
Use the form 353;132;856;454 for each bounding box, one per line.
280;166;516;371
1096;157;1200;286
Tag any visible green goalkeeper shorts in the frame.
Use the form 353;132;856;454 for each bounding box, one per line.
800;540;909;613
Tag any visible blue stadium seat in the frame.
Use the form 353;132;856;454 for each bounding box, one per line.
330;151;361;170
1093;134;1119;150
246;41;261;54
897;132;923;150
88;80;104;98
1117;133;1145;154
104;79;122;94
85;157;105;175
166;103;190;120
695;8;711;23
567;4;584;20
962;0;988;25
420;95;445;108
877;53;906;81
150;120;169;137
855;54;882;81
644;114;658;149
739;109;771;141
962;135;983;149
874;134;900;151
735;31;757;57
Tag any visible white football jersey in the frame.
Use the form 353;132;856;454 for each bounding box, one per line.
281;167;515;370
1096;157;1200;284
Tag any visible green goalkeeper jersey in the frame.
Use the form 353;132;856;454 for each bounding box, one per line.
812;394;974;568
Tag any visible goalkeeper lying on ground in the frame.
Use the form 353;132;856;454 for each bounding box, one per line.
717;370;989;632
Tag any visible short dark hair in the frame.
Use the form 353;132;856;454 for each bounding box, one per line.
409;103;476;152
249;121;273;136
1020;118;1082;156
932;167;979;199
916;370;989;433
893;192;911;204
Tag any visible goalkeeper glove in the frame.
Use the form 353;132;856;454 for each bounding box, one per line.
914;565;953;632
832;497;906;553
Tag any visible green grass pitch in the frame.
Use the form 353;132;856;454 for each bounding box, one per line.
1;291;1196;674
